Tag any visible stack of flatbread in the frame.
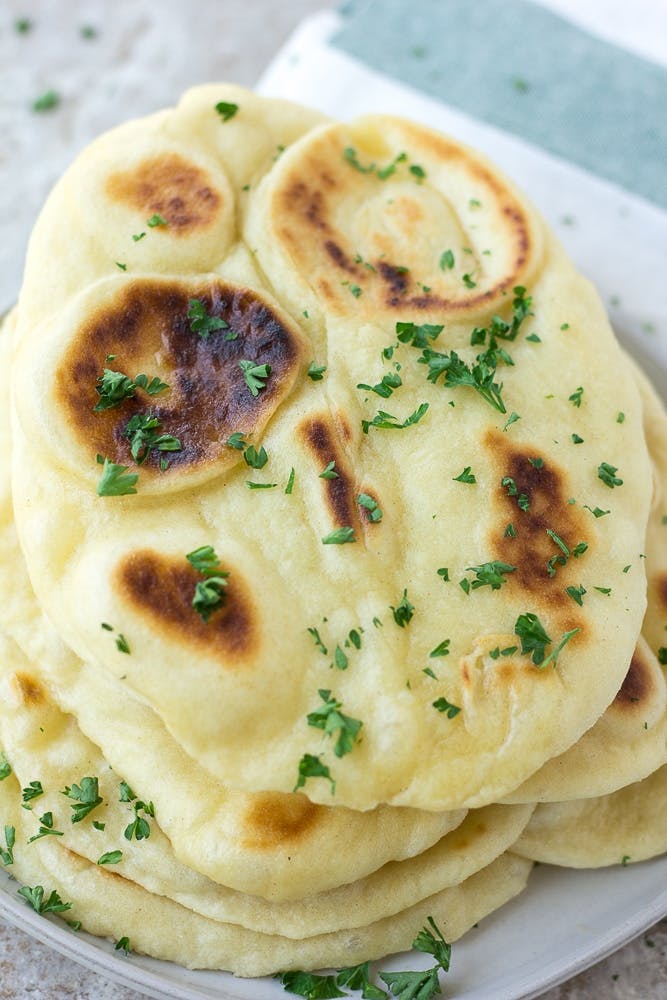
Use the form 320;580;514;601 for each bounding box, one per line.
0;84;665;987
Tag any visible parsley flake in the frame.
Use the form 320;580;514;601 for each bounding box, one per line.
439;249;455;270
239;359;271;397
514;613;579;668
362;402;429;434
187;298;229;339
453;466;476;484
307;690;362;758
123;412;181;464
307;362;327;381
61;777;103;823
244;444;269;470
379;967;441;1000
357;493;383;522
391;589;414;627
598;462;623;488
146;213;167;228
124;800;154;842
96;458;138;497
18;885;72;915
0;754;11;782
187;545;229;622
277;971;346;998
97;850;123;866
0;826;15;867
322;527;356;545
433;696;461;718
396;322;443;348
294;754;335;795
462;560;516;591
569;386;584;407
319;460;339;479
215;101;239;122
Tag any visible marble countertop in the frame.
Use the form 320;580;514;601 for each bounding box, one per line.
0;2;665;998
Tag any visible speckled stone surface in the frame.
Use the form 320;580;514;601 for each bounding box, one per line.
0;2;665;998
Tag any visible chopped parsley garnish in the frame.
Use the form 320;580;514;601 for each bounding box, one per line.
146;213;168;227
344;283;362;298
307;362;327;381
18;885;72;915
119;781;135;803
584;504;610;518
239;359;271;396
123;412;181;464
319;460;339;479
566;584;587;606
336;963;387;999
343;147;407;180
0;826;15;866
357;371;403;398
333;645;348;671
294;754;335;795
439;249;455;270
244;444;268;470
503;411;521;431
419;348;506;412
62;777;103;823
96;458;138;497
22;781;44;804
572;542;589;557
307;626;328;656
462;561;515;591
322;527;356;545
409;163;426;179
504;523;516;538
124;799;154;841
617;411;625;424
33;90;60;112
28;812;64;843
187;545;230;622
514;613;579;668
115;936;132;955
187;298;229;339
396;322;443;348
430;640;450;657
357;493;383;522
0;754;11;782
657;648;667;665
226;432;247;450
93;367;168;411
215;101;239;121
433;697;461;718
277;971;346;998
437;568;450;581
462;273;477;288
307;690;362;758
569;386;584;407
571;433;584;444
453;466;476;484
597;462;623;488
380;969;441;1000
413;916;452;969
362;402;429;434
97;850;123;866
391;589;414;628
285;468;296;494
594;586;611;596
246;481;277;490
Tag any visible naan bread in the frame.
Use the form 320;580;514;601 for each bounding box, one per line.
512;764;667;868
10;85;653;812
0;766;532;976
0;629;532;937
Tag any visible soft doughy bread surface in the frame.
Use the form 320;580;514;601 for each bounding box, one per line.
9;85;653;812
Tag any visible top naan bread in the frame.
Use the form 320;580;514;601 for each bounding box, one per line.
10;84;653;811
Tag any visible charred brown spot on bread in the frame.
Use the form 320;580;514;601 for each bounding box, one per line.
55;278;303;476
117;550;258;662
240;792;322;850
106;153;221;233
655;573;667;611
12;673;44;705
614;646;655;709
324;240;358;274
378;261;410;300
486;430;589;608
300;415;358;528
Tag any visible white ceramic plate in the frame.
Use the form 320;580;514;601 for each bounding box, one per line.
2;855;667;1000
